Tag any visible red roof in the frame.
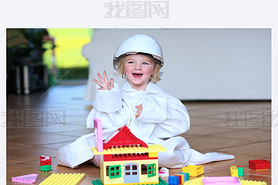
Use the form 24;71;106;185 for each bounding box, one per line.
103;125;148;149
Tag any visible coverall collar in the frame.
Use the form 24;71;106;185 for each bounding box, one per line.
122;81;160;94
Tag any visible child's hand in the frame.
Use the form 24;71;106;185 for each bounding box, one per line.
93;71;114;90
135;104;143;118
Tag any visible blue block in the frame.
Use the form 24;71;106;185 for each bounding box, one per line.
168;176;179;185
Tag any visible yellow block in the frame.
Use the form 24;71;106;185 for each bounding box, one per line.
182;165;204;177
39;173;85;185
92;144;166;155
239;179;267;185
230;166;238;177
148;152;158;158
101;159;159;185
183;176;204;185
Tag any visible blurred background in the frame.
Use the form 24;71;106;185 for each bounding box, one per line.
6;28;92;94
6;28;271;101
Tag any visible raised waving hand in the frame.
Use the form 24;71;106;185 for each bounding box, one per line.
93;71;114;90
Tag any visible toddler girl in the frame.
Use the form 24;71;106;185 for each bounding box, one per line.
57;34;234;168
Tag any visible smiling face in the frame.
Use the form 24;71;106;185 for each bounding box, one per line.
123;54;156;91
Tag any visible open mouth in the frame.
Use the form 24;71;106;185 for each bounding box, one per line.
132;73;143;78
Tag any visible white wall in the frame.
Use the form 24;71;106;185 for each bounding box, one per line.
83;28;271;101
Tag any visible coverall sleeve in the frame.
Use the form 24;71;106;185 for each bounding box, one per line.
86;84;128;130
137;95;190;138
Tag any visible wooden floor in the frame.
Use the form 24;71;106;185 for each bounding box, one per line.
6;84;271;184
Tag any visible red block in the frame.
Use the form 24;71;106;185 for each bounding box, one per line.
174;175;182;184
40;155;51;166
103;153;157;161
103;126;148;149
249;159;270;170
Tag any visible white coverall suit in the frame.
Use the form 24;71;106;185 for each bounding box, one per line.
57;81;234;168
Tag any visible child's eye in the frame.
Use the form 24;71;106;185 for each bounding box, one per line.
127;61;135;64
143;62;150;65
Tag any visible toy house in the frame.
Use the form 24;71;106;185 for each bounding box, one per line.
91;118;167;185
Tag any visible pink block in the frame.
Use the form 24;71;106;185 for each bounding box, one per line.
202;176;241;185
94;118;103;152
12;174;38;183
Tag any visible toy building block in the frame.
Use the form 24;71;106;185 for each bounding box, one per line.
92;144;166;155
239;179;267;185
174;174;182;184
249;159;270;171
182;165;204;177
237;166;243;176
178;172;189;181
12;174;38;184
184;176;204;185
175;174;185;184
40;165;52;172
39;173;85;185
92;179;103;185
168;176;179;185
92;177;168;185
40;155;52;172
159;177;169;185
94;118;104;152
40;155;51;166
202;176;241;185
158;167;169;177
230;166;238;177
103;125;148;149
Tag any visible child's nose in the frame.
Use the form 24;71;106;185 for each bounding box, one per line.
135;63;142;69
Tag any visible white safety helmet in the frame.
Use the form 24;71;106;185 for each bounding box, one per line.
113;34;164;70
